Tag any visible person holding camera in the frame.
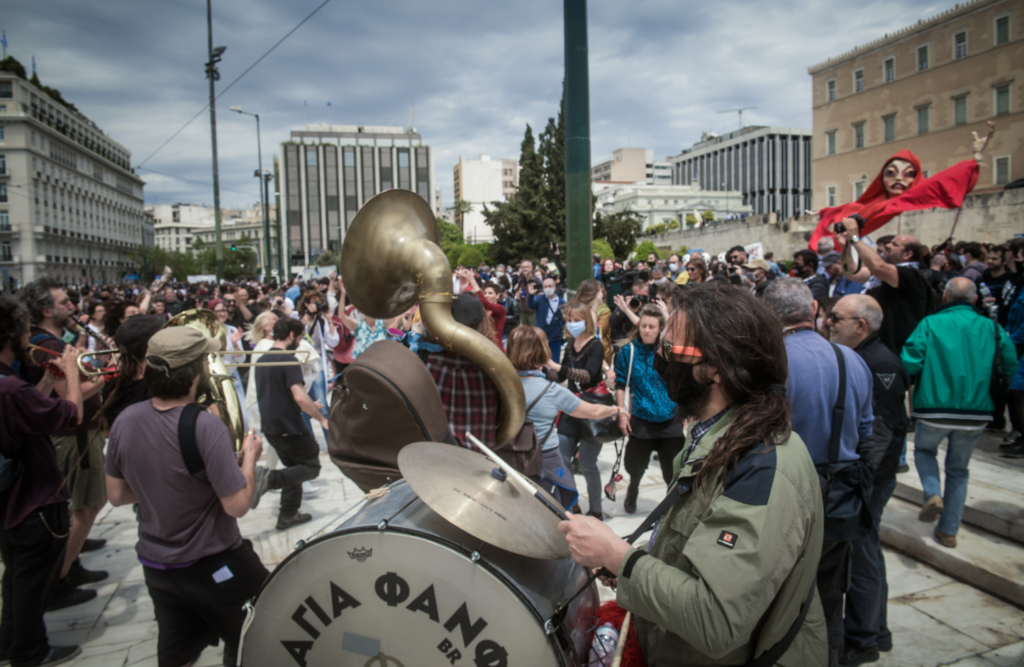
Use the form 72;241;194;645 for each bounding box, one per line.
526;276;566;363
295;290;338;430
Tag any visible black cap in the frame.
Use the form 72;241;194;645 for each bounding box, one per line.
451;293;484;329
114;315;166;360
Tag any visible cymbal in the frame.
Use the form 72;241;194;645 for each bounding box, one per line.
398;442;570;560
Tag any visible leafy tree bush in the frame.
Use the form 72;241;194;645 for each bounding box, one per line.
592;238;615;260
632;240;662;261
667;219;681;231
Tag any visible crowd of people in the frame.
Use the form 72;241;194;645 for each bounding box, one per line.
1;211;1023;666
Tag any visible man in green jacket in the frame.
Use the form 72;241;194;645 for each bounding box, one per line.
559;282;827;666
901;277;1017;547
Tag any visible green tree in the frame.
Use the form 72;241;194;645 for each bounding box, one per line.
457;245;487;268
316;249;337;267
452;199;473;233
592;238;615;260
701;210;716;222
593;208;643;259
538;85;566;241
667;219;681;231
685;213;699;227
652;222;667;234
633;240;663;261
437;218;464;259
676;244;690;256
0;56;27;79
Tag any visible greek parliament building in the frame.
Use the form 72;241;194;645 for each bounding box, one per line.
668;127;814;220
810;0;1022;207
278;124;434;269
0;69;149;290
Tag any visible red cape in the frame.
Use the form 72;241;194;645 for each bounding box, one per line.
808;150;979;249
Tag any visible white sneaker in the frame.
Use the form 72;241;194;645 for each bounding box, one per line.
303;481;320;495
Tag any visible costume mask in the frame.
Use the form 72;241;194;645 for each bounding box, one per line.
882;159;917;197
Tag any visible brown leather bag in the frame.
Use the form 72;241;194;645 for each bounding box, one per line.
327;340;454;491
495;382;554;477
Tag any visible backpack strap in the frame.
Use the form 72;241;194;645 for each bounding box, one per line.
533;382;556;447
828;343;847;465
177;403;209;482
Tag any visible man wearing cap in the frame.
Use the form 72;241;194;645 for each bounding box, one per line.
823;252;864;298
249;317;326;530
105;326;269;667
741;258;774;298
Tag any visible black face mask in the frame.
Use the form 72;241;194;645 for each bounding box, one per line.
654;354;715;416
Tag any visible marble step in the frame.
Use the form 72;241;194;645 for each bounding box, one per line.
892;448;1024;545
879;497;1024;608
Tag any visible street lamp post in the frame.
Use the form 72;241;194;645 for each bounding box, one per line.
205;0;226;281
230;106;272;280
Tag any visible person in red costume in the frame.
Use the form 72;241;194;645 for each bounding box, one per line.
808;121;996;251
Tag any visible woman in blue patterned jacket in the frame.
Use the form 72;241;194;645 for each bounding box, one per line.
613;304;683;513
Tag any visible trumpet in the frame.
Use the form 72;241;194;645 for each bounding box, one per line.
27;343;118;383
215;349;311;367
77;349;121;378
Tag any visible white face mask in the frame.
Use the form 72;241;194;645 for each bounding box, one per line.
668;263;679;273
654;277;668;284
495;271;504;277
543;287;556;298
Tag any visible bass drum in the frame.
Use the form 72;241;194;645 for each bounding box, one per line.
240;480;598;666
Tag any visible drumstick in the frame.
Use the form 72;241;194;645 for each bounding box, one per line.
610;611;632;667
465;431;567;520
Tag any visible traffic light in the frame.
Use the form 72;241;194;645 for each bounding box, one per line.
231;244;236;252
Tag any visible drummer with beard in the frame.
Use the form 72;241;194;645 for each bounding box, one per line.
559;282;827;666
105;327;269;667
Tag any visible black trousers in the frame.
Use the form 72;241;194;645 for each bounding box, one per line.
818;539;853;667
624;435;684;486
144;539;269;667
264;432;322;516
0;502;69;665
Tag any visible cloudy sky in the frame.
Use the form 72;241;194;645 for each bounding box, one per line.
4;0;945;210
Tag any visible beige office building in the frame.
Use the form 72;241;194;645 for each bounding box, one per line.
452;155;518;243
809;0;1022;209
591;148;672;185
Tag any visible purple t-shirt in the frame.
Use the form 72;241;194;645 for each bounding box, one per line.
106;401;246;564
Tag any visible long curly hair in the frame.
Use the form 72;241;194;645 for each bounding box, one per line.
670;282;791;487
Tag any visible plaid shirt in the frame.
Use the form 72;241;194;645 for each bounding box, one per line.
686;408;729;458
425;350;500;451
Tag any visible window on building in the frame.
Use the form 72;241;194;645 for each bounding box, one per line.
0;211;8;230
855;181;866;199
996;16;1010;45
853;123;865;149
827;79;836;101
0;184;6;203
826;131;837;155
996;156;1011;185
0;82;11;99
954;96;968;125
917;106;930;134
884;58;895;82
306;150;318;167
827;186;837;207
917;45;929;71
854;69;864;93
1;242;10;261
0;105;5;114
0;154;5;175
996;85;1011;116
954;31;968;59
883;115;896;142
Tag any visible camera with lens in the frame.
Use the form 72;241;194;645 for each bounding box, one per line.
834;213;866;235
316;301;330;314
628;294;649;311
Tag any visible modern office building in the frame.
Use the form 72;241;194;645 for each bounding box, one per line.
591;148;672;185
668;127;814;220
452;155;519;243
594;182;752;230
809;0;1021;208
279;124;434;269
0;67;147;288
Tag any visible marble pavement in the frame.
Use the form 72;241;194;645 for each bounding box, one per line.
7;426;1023;666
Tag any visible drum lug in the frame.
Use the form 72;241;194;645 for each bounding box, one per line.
377;520;388;531
470;551;481;563
544;618;556;636
294;539;306;551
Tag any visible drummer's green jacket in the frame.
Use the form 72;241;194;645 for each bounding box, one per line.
616;408;827;666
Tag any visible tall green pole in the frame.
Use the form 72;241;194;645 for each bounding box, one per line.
564;0;592;290
206;0;224;281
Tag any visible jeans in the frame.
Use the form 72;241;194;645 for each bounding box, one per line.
818;540;852;667
0;503;68;665
300;373;329;438
548;337;563;364
844;474;897;651
913;422;983;536
263;432;322;517
558;434;603;514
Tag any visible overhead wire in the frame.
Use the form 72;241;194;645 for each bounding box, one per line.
135;167;256;197
135;0;334;169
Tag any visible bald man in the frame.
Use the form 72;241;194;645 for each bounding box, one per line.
835;229;933;354
900;277;1017;548
829;294;910;663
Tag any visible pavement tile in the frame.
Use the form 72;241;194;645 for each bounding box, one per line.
877;600;990;666
900;582;1024;650
979;641;1024;667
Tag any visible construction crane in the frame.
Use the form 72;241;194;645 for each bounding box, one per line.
717;107;758;130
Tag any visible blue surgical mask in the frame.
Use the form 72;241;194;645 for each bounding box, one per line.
566;321;586;338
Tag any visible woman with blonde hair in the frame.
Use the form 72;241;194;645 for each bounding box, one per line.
570;279;613;368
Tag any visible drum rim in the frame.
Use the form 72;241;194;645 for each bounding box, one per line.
244;498;580;665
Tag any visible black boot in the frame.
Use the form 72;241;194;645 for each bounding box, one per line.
624;481;639;514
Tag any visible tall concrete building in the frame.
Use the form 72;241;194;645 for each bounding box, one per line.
279;124;434;269
149;203;214;254
591;148;672;185
193;202;279;269
0;69;147;288
809;0;1022;208
668;127;814;220
452;155;519;243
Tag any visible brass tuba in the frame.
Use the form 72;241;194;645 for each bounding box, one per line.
340;189;526;446
163;309;247;453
